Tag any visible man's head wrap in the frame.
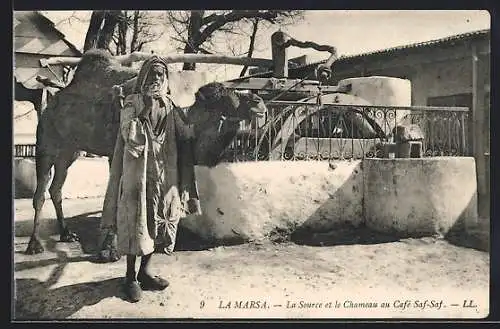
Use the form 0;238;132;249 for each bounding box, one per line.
134;55;170;95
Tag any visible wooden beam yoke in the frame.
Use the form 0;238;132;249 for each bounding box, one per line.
40;52;275;68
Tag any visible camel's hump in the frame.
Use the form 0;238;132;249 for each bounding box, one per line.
71;49;138;88
77;49;121;72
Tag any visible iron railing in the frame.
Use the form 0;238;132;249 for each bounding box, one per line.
13;103;469;162
221;102;470;162
13;145;98;159
14;144;36;158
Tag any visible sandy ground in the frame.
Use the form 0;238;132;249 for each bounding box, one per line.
13;197;490;320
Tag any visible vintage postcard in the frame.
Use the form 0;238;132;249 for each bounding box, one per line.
12;9;491;320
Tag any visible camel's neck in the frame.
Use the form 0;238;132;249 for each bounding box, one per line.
197;123;240;167
187;99;243;167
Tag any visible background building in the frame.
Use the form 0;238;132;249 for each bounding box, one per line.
14;11;81;154
250;29;490;218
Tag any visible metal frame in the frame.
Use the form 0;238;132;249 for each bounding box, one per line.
265;101;470;112
221;101;471;162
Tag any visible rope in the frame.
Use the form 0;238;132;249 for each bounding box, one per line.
45;63;64;83
14;109;36;120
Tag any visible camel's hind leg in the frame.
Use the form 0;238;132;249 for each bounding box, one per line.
25;153;55;254
49;149;80;242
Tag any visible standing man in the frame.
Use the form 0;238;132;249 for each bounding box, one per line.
101;56;202;303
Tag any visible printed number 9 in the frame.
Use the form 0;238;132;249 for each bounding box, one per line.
200;300;205;309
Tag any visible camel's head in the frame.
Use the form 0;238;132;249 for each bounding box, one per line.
233;91;268;121
190;82;268;167
194;82;267;123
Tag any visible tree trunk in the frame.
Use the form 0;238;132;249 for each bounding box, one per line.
83;11;121;52
239;19;259;77
130;11;140;52
117;11;128;55
182;10;205;71
96;11;121;50
83;11;106;51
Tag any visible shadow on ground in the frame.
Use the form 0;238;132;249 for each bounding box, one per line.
445;215;490;252
13;212;223;319
290;224;400;247
14;234;128;320
16;209;222;257
174;225;220;251
442;189;490;252
14;276;126;319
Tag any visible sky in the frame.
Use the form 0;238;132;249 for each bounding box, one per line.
40;10;490;81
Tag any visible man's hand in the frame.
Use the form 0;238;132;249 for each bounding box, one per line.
112;85;125;108
126;119;146;158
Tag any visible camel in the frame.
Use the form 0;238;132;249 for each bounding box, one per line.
25;49;267;260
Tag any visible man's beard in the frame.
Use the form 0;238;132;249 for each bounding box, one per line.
143;82;164;98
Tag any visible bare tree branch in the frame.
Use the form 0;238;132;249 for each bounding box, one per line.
217;26;241;34
164;10;304;72
201;11;222;25
106;44;116;55
197;10;281;46
136;42;146;52
171;35;186;44
167;11;190;25
53;11;87;27
198;47;214;55
239;18;259;77
170;21;188;42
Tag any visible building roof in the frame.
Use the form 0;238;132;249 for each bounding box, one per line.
14;11;82;56
302;28;490;69
235;29;490;81
14;11;82;89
